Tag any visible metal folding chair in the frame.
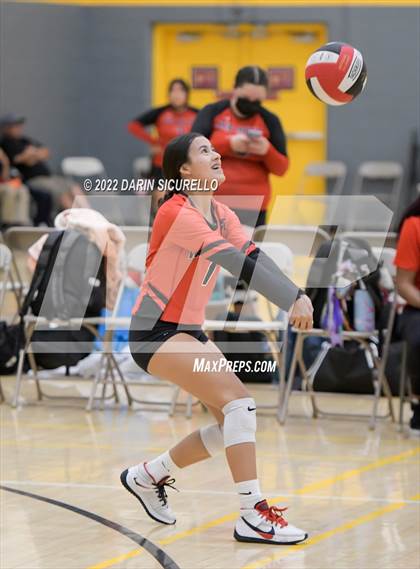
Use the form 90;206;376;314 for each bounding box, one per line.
0;243;13;403
11;231;129;408
201;242;294;419
61;156;107;180
4;226;56;309
120;226;151;253
278;242;397;428
340;231;398;250
302;160;347;196
0;243;12;313
253;225;330;257
352;161;403;224
86;243;198;416
370;247;410;432
133;156;152;179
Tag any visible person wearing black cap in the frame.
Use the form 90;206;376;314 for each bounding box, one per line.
191;66;288;228
0;147;31;227
0;115;52;226
0;114;87;221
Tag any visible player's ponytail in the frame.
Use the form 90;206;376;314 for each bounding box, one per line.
159;132;202;208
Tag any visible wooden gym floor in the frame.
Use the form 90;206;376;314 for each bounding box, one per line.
1;381;419;569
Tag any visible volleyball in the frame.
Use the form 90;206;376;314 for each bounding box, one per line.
305;42;367;106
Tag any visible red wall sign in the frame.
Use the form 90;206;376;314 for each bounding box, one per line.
192;67;218;90
268;67;295;91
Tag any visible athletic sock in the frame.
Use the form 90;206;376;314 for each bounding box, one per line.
236;479;263;514
136;451;180;485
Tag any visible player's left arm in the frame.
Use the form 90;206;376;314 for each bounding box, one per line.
219;205;309;317
259;109;289;176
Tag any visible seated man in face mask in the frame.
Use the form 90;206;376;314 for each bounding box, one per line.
191;66;289;228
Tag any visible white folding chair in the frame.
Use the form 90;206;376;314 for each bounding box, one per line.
4;226;56;309
0;243;12;314
133;156;152;179
302;160;347;196
340;231;398;250
201;242;294;419
120;226;151;253
11;231;130;409
353;161;403;221
0;244;13;403
253;225;330;257
371;247;410;431
61;156;107;179
279;241;396;428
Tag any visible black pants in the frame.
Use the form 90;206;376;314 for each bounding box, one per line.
28;186;53;226
398;305;420;396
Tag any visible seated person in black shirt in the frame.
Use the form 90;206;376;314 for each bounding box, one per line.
0;147;31;226
0;114;88;213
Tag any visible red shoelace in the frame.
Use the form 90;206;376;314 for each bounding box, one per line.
260;505;289;528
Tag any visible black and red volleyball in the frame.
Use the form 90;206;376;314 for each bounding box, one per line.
305;42;367;106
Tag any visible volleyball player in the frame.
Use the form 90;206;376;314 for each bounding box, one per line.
395;196;420;435
121;132;313;544
128;79;198;218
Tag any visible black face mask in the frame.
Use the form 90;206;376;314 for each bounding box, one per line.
235;97;261;117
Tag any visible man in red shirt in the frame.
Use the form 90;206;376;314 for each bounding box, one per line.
191;66;289;227
395;196;420;435
128;79;198;218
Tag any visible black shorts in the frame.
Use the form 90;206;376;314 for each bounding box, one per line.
129;313;209;373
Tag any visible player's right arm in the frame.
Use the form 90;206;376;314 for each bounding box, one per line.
128;107;167;145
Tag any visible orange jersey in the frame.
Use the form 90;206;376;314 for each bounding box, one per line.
133;193;256;325
395;216;420;292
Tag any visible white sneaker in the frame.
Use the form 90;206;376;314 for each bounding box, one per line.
120;462;177;525
234;500;308;545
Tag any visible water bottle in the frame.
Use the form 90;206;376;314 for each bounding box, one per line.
354;289;375;332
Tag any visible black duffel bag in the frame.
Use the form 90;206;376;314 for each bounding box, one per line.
0;321;22;375
312;341;374;394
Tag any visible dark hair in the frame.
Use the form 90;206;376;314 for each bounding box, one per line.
168;78;190;95
234;66;268;88
159;132;203;207
397;195;420;234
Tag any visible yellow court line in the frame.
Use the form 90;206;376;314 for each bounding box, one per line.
6;0;420;6
242;492;420;569
86;446;420;569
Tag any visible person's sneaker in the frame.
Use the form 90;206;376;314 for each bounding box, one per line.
234;500;308;545
120;463;177;525
409;403;420;437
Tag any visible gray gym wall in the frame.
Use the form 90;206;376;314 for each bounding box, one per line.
1;2;419;214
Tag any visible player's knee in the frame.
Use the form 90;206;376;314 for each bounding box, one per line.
200;423;224;456
222;397;257;448
218;386;251;411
